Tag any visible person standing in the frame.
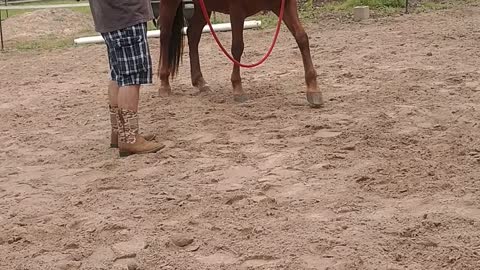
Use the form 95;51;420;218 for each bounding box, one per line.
88;0;164;157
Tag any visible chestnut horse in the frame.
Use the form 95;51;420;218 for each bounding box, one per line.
157;0;323;107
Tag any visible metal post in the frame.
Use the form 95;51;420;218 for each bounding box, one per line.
405;0;409;14
0;9;4;51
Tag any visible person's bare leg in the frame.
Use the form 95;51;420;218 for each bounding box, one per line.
118;85;140;111
108;81;120;148
109;80;119;107
112;22;164;157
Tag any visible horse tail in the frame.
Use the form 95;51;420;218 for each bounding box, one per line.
168;3;185;78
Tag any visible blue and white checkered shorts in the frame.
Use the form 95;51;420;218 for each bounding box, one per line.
101;23;153;87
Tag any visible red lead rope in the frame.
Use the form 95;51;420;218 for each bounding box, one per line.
197;0;286;68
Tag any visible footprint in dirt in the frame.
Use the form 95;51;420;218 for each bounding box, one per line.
241;255;279;267
196;253;279;268
180;132;216;144
196;251;238;265
83;246;115;268
301;255;335;270
264;182;319;203
215;166;259;192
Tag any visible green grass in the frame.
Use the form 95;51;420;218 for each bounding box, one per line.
0;0;161;51
205;0;404;30
1;0;91;19
0;0;94;51
314;0;405;15
340;0;405;9
14;34;77;50
9;28;95;51
3;0;479;51
412;0;480;12
318;0;480;13
250;0;480;30
415;1;449;12
251;13;278;29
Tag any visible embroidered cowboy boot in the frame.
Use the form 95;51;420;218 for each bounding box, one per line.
116;108;165;157
109;105;155;148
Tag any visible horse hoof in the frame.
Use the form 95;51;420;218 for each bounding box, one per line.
307;92;324;108
158;86;172;97
193;89;210;97
234;94;248;103
199;85;211;93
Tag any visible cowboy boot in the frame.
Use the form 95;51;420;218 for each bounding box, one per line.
117;108;165;157
109;105;155;148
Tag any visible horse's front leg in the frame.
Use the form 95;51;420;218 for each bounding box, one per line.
187;10;211;93
158;0;181;96
273;1;323;107
230;12;247;102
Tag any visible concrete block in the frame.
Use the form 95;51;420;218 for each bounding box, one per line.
354;6;370;21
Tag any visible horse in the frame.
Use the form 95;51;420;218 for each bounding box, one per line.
157;0;323;107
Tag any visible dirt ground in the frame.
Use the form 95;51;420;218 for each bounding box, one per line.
1;4;480;270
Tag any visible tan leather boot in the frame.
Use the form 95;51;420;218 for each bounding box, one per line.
109;105;155;148
117;108;165;157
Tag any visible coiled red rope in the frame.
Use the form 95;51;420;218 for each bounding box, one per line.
197;0;286;68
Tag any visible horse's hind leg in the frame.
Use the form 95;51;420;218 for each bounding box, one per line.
274;1;323;107
158;0;181;96
187;10;211;93
230;11;247;102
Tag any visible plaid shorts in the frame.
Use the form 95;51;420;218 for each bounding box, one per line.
101;23;153;87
